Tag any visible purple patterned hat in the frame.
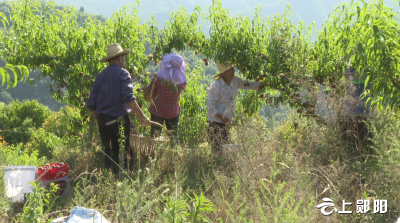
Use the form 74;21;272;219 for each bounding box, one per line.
156;54;187;85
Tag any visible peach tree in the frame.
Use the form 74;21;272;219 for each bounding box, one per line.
310;0;400;111
0;11;29;89
0;0;156;148
3;0;400;149
150;0;400;122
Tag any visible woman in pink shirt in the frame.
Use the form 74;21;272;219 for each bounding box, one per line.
146;54;187;144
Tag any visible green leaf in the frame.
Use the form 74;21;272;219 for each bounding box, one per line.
364;75;370;88
373;25;379;36
0;68;7;87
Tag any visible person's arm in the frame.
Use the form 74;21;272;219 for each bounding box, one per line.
121;70;151;126
127;100;151;126
215;112;230;124
142;76;157;101
146;76;158;95
179;82;187;91
237;76;261;90
176;82;187;97
90;110;98;123
260;81;268;88
86;85;98;121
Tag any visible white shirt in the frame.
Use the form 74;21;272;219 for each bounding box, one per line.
207;76;260;123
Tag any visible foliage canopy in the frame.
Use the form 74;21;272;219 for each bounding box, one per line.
0;0;400;121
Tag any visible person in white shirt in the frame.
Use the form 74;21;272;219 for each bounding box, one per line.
207;64;266;153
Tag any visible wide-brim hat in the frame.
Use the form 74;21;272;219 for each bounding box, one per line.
214;63;235;79
100;43;131;62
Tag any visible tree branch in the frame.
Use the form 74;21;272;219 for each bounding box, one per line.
389;75;400;92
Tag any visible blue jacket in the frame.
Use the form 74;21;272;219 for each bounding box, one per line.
86;64;136;117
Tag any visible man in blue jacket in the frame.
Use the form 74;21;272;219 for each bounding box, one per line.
87;43;151;172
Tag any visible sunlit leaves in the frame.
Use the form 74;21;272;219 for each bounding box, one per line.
0;0;152;118
0;11;7;28
2;0;400;116
0;64;30;89
316;0;400;110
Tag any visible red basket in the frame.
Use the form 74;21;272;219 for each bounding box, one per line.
36;162;69;181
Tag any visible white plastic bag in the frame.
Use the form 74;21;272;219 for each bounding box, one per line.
50;216;69;223
4;166;36;202
65;206;110;223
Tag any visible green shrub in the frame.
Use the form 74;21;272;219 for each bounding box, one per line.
0;100;51;145
18;182;59;223
24;129;63;159
0;143;45;166
42;106;83;138
21;106;89;160
179;62;209;147
0;91;12;104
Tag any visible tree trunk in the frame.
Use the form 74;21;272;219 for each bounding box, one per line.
86;118;95;150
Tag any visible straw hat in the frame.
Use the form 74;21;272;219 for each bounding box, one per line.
100;43;131;62
214;63;235;79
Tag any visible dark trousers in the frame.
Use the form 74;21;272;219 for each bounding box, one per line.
208;121;230;152
97;113;132;172
150;114;179;144
339;115;372;156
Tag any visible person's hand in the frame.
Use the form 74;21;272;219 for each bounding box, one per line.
260;81;268;87
221;116;231;124
140;116;152;127
216;112;231;124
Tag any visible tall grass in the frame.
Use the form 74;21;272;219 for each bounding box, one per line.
1;107;400;222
